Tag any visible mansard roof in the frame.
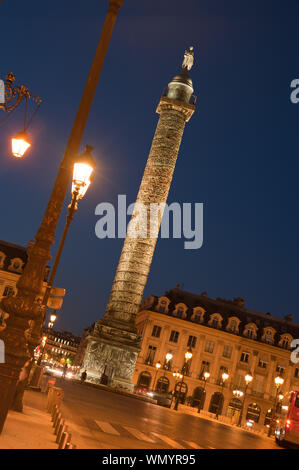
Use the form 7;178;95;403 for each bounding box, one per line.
142;287;299;346
0;240;50;281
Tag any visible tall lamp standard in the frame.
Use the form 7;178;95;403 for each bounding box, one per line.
172;371;183;406
237;373;253;427
174;349;193;411
152;361;161;391
0;0;124;434
197;371;210;413
268;376;284;437
216;372;229;419
29;146;96;386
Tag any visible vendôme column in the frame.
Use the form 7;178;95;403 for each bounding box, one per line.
82;47;196;390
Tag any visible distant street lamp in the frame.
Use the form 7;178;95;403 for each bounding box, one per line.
197;371;210;413
216;372;229;419
0;0;124;434
237;372;253;427
268;376;284;437
152;361;161;391
174;348;193;411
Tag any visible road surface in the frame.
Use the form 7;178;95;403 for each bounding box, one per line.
40;380;280;450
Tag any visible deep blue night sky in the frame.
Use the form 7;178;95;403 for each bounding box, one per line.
1;0;299;336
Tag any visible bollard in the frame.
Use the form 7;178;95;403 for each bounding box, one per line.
56;420;66;443
53;409;62;429
51;405;59;422
59;431;71;449
54;412;62;433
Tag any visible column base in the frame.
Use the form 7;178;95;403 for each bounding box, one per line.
81;320;141;393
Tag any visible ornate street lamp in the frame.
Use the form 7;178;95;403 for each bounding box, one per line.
152;361;161;391
48;311;57;329
197;371;210;413
174;348;193;411
0;72;42;158
268;376;284;437
11;131;31;158
0;0;124;434
30;146;96;385
216;372;229;419
237;372;253;427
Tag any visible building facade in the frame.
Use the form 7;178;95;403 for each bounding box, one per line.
42;329;81;366
0;240;50;329
133;287;299;430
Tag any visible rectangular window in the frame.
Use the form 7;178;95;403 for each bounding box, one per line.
276;365;285;376
204;341;214;353
151;325;161;338
240;352;250;363
169;330;179;343
198;360;210;379
294;368;299;378
187;335;197;348
145;345;157;365
223;345;232;359
258;359;267;369
3;286;14;297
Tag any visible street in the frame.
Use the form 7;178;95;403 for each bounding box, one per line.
29;380;280;450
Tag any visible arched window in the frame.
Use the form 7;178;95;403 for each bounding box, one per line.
279;334;293;350
227;398;242;420
243;323;258;340
156;297;170;314
156;376;169;393
137;371;152;389
174;381;188;404
209;392;224;415
192;387;206;409
173;303;187;319
0;251;6;268
8;257;24;273
262;327;276;344
209;313;223;329
226;317;240;334
246;403;261;423
192;307;205;323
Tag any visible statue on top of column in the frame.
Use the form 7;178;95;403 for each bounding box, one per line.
182;46;194;71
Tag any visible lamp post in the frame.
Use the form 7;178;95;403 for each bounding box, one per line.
152;361;161;391
0;0;124;434
216;372;229;419
174;349;192;411
0;72;42;159
268;376;284;437
237;373;253;427
172;371;183;407
197;371;210;413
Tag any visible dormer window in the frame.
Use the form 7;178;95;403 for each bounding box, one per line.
279;334;292;350
156;296;170;314
262;327;276;344
0;252;5;269
226;316;240;334
192;307;205;323
243;323;258;340
173;303;187;319
208;313;223;329
8;257;24;274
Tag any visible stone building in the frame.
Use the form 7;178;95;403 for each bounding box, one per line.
133;286;299;430
0;239;64;330
0;240;50;328
42;329;81;365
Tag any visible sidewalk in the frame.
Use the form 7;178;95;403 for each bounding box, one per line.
170;404;274;441
0;390;57;449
